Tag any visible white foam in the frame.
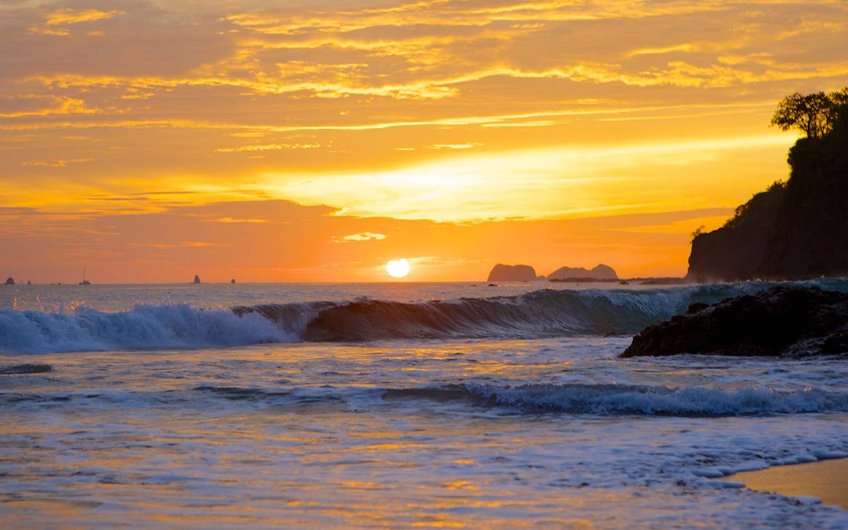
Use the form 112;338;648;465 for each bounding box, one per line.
0;304;293;353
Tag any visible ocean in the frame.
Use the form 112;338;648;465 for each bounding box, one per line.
1;281;848;528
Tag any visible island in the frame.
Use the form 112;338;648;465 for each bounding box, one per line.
548;264;618;282
486;264;539;282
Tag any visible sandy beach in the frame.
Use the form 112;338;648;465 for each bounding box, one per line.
730;459;848;510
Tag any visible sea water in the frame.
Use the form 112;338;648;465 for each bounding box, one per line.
1;281;847;528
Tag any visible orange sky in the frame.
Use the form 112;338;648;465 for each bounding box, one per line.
2;0;847;282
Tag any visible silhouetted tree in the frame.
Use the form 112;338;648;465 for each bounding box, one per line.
828;88;848;131
771;91;833;139
772;88;848;139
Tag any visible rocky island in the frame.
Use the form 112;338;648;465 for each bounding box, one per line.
548;264;618;282
486;264;539;282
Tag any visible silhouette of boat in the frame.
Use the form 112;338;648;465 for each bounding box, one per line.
193;274;201;284
79;267;91;286
4;277;14;286
230;278;236;284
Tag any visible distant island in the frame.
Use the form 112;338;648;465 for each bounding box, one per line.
688;88;848;282
548;264;618;282
486;263;621;283
487;264;539;282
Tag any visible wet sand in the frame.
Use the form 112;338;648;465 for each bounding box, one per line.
730;459;848;510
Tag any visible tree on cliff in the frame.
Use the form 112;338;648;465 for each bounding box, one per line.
771;89;848;139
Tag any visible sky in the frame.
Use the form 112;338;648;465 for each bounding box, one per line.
1;0;847;282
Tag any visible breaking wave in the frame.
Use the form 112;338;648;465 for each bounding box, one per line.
2;280;847;353
0;304;293;353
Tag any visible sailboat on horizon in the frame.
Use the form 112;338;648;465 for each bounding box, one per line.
79;267;91;286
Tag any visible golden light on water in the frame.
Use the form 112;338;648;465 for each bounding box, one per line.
386;259;411;279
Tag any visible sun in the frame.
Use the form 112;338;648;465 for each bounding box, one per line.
385;258;411;279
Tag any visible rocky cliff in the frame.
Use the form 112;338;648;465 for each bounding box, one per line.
688;95;848;281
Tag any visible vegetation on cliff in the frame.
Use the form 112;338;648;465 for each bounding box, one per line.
688;88;848;281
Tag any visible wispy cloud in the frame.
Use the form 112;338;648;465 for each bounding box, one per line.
30;8;122;36
216;143;321;153
336;232;388;243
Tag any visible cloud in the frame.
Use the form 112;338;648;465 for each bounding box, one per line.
215;217;269;224
216;143;320;153
0;96;98;118
29;8;123;37
45;9;123;27
431;143;479;150
21;158;93;168
337;232;388;242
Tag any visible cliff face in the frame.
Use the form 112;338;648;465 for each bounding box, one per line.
688;120;848;281
487;264;538;282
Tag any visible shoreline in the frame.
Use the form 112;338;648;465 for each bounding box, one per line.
728;458;848;510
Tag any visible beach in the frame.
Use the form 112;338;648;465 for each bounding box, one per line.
730;459;848;511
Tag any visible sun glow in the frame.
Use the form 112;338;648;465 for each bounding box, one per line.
386;258;411;279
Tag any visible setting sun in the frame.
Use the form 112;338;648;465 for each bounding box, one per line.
386;259;411;279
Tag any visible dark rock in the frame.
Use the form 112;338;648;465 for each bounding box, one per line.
487;264;538;282
0;364;53;375
686;302;709;314
621;287;848;358
548;264;618;281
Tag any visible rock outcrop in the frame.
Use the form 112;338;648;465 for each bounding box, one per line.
548;264;618;281
621;287;848;358
487;264;538;282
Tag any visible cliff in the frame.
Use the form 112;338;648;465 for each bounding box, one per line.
487;264;538;282
548;264;618;281
688;95;848;281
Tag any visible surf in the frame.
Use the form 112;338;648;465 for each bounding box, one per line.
3;280;848;353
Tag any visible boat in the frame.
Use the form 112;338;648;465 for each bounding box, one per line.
4;277;14;286
79;267;91;286
193;274;201;284
230;278;236;284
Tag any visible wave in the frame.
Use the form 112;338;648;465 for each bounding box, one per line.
3;280;847;353
4;379;846;416
0;304;293;353
237;281;833;341
180;383;848;416
385;383;848;416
